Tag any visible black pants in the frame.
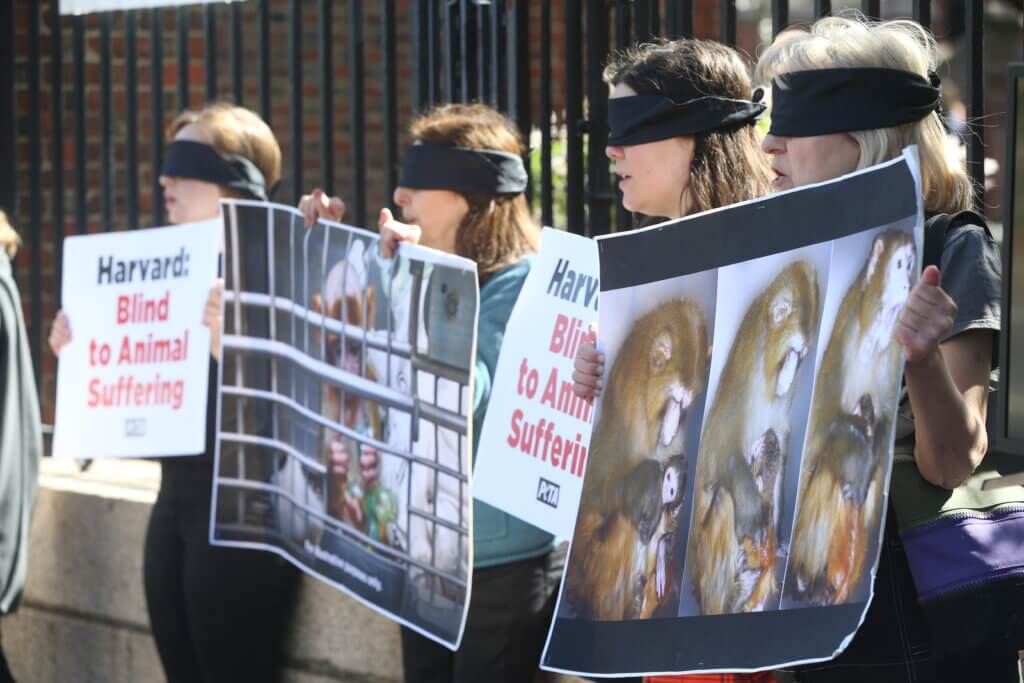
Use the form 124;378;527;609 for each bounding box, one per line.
144;460;301;683
401;544;566;683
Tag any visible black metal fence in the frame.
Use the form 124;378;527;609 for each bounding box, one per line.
0;0;1016;419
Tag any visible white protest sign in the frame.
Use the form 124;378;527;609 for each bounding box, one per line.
473;228;599;537
52;220;220;459
60;0;243;15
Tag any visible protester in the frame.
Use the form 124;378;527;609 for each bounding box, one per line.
565;37;776;683
0;212;42;683
300;102;564;683
754;15;1011;681
49;103;301;683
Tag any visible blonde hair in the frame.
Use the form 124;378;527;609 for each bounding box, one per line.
0;210;19;258
409;103;539;282
167;103;282;191
755;15;974;214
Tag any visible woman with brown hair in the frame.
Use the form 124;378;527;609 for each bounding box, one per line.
300;102;561;683
50;103;301;683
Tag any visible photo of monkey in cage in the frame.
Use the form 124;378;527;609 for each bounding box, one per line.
210;201;478;648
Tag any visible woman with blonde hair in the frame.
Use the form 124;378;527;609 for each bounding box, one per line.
753;15;1011;682
0;211;41;683
49;103;301;682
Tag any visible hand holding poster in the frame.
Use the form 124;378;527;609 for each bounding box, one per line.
52;220;220;459
210;200;478;650
473;228;599;537
542;150;924;676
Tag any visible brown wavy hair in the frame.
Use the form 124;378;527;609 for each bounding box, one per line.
604;38;772;219
409;104;539;282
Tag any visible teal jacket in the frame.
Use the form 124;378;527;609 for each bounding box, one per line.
472;256;556;568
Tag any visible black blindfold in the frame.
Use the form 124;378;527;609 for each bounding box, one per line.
768;67;941;137
606;92;766;146
398;143;529;195
162;140;270;201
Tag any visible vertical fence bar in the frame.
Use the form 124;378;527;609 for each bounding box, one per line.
860;0;879;20
459;0;470;102
100;13;113;231
0;0;12;217
126;13;139;230
151;9;164;226
318;0;334;195
965;0;984;211
427;0;439;106
489;0;506;111
177;7;190;110
351;0;366;228
614;0;631;233
259;0;271;122
772;0;788;37
383;0;398;205
615;0;631;49
204;4;217;100
635;0;652;43
443;2;454;103
912;0;930;29
28;0;42;379
510;0;531;142
586;0;611;237
565;0;584;233
288;0;302;201
413;0;430;111
230;1;242;104
476;3;487;101
650;0;660;37
51;4;64;295
814;0;831;18
540;0;553;227
679;0;693;38
73;16;86;234
721;0;737;46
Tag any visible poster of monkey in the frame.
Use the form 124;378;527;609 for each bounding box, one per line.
209;200;478;650
543;149;924;676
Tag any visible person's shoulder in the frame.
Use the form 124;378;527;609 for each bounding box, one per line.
482;253;534;293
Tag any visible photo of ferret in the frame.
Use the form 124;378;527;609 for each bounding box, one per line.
685;251;825;617
562;271;716;622
784;228;916;607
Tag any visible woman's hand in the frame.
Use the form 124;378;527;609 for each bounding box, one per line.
49;310;72;356
572;326;604;400
377;208;421;259
202;279;224;361
297;188;346;228
895;266;957;365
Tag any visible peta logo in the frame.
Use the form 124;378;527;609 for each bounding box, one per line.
536;478;560;508
124;417;147;437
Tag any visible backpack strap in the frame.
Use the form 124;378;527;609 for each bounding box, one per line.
922;210;989;270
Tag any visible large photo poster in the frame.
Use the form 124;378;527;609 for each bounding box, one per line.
543;151;923;676
52;220;220;459
473;228;599;537
209;201;478;650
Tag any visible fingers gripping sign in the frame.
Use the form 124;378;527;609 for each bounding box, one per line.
894;265;957;364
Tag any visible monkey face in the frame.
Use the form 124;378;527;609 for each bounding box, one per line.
765;263;819;398
862;233;915;351
649;328;696;447
663;465;680;505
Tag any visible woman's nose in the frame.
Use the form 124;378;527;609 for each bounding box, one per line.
605;145;625;160
761;133;785;155
393;186;411;207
